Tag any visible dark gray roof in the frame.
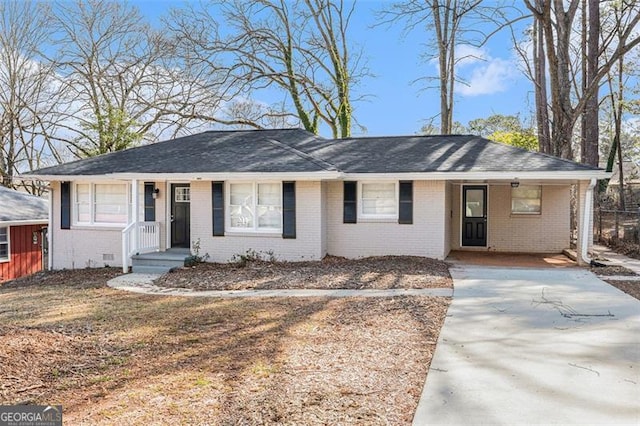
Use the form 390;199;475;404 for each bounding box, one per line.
27;129;600;177
0;186;48;223
286;134;600;173
29;129;334;176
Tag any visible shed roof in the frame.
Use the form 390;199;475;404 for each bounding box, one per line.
0;186;48;223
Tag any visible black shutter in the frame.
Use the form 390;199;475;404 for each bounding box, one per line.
212;181;224;236
399;181;413;224
60;181;71;229
144;182;156;222
343;181;357;223
282;181;296;239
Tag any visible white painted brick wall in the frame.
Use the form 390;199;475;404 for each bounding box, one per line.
325;180;447;259
50;181;124;269
450;184;570;252
190;180;324;262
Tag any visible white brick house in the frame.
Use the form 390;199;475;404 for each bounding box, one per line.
23;129;608;271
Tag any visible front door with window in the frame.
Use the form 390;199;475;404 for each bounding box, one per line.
171;184;190;248
462;186;487;247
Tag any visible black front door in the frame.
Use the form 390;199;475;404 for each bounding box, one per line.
462;186;487;247
171;184;191;248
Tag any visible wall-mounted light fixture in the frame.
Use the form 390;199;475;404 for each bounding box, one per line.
510;181;520;188
152;188;160;199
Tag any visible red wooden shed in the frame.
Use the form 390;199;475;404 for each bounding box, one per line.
0;186;48;282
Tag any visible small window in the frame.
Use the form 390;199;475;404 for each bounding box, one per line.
228;182;282;232
360;182;397;218
0;227;8;261
175;187;190;202
511;185;542;215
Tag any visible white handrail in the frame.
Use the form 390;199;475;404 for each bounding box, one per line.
122;221;160;273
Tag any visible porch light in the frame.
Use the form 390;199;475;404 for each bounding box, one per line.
152;188;160;199
510;181;520;188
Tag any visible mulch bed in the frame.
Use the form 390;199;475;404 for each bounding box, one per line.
590;265;640;301
155;256;452;291
0;267;451;425
590;265;638;276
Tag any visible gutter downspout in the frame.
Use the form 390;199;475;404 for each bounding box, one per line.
48;186;53;271
581;178;597;265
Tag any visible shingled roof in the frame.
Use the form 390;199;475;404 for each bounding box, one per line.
26;128;602;177
0;186;48;223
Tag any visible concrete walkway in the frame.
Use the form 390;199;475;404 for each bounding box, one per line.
592;243;640;275
107;273;453;298
413;265;640;425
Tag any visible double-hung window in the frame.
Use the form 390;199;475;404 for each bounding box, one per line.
360;182;398;219
511;185;542;215
0;227;9;261
228;182;282;232
74;183;129;225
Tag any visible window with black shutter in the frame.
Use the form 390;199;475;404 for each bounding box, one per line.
399;181;413;224
343;181;357;223
60;182;71;229
282;182;296;238
212;182;224;236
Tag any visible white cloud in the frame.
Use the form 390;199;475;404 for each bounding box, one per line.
456;57;517;97
455;45;488;67
428;44;519;97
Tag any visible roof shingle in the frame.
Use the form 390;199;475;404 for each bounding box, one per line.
27;128;601;177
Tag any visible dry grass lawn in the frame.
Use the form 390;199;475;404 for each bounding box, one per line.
0;268;450;425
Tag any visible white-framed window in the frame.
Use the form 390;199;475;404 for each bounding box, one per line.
74;182;129;225
0;226;9;262
228;182;282;232
359;182;398;219
175;187;190;202
511;185;542;215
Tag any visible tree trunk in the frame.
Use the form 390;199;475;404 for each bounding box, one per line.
583;0;600;166
532;9;551;154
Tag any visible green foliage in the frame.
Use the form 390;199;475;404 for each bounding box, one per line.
489;131;538;152
77;105;142;157
468;114;525;137
184;239;209;267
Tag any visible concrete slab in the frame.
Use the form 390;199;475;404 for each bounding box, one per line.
447;251;577;268
414;265;640;426
107;274;453;298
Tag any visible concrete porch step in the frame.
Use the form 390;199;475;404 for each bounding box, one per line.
131;249;190;274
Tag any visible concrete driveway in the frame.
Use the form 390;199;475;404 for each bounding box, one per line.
414;266;640;425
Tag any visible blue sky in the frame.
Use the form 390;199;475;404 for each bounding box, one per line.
133;1;533;137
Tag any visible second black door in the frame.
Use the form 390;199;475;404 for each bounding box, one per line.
462;186;487;247
171;184;191;248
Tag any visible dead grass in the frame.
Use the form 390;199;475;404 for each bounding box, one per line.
156;255;452;291
0;268;450;425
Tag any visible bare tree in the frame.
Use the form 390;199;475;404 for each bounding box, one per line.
380;0;513;134
523;0;640;162
48;0;199;158
0;0;61;192
167;0;367;138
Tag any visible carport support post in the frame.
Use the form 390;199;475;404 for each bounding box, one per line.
576;179;596;266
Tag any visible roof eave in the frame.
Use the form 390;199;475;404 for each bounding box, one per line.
342;170;611;181
0;219;48;226
17;171;343;182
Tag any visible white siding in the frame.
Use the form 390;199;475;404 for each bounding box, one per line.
190;180;324;262
326;180;447;259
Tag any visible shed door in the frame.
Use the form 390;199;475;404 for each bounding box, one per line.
462;186;487;247
171;184;191;248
